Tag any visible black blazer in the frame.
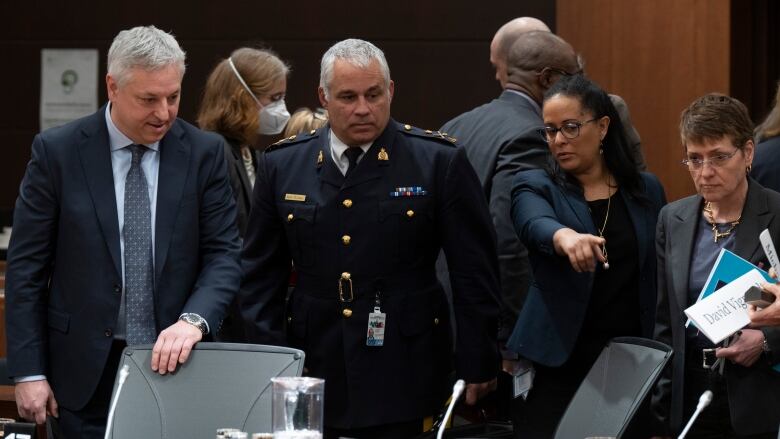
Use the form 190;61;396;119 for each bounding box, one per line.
507;169;666;366
751;135;780;193
221;136;259;238
653;179;780;435
239;121;500;429
441;90;548;339
5;106;242;410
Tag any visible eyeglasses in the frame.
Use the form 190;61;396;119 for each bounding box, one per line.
681;149;740;170
538;118;598;143
546;67;581;77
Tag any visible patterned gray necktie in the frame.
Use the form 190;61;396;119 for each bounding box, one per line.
124;144;156;345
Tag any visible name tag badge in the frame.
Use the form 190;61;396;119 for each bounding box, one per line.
284;193;306;202
367;308;386;346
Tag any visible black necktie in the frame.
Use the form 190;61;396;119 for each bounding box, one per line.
344;147;363;177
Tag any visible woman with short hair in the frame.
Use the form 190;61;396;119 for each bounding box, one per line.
653;93;780;438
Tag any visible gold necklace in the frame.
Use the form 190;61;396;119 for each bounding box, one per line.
703;201;741;243
591;176;613;270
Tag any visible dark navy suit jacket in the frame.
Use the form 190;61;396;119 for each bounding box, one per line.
5;106;242;410
440;91;547;341
506;168;666;367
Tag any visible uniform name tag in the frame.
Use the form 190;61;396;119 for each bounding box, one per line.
367;309;386;346
284;193;306;202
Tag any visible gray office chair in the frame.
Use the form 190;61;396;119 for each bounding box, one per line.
106;342;304;438
554;337;672;439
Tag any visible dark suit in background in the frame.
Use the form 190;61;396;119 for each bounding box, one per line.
223;136;259;237
751;135;780;192
610;94;646;171
5;107;241;425
218;136;260;342
653;179;780;436
440;90;547;342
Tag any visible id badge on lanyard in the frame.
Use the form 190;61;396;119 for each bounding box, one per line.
367;292;386;346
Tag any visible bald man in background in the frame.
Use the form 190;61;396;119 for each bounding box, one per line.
439;23;579;420
489;17;551;89
493;20;646;170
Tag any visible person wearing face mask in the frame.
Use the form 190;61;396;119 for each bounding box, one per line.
197;47;289;342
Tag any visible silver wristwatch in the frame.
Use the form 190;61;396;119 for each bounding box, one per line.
179;313;208;335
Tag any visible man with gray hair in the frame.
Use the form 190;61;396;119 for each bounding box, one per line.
6;25;241;437
240;38;501;438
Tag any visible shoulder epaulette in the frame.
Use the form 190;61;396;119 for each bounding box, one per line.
398;123;457;146
266;130;321;153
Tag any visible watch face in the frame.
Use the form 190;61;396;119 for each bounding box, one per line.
181;314;206;333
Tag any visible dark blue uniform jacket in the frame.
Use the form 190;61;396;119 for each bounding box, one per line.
239;120;500;428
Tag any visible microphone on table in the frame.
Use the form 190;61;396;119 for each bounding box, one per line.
677;390;713;439
437;379;466;439
103;365;130;439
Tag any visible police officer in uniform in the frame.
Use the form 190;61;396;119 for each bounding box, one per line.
240;39;501;438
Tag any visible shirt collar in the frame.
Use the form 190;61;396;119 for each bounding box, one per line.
503;89;542;116
104;103;160;152
329;129;372;160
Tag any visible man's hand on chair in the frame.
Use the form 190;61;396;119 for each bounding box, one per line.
151;320;203;375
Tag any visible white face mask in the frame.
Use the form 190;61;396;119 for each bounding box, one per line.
257;99;291;135
228;57;290;135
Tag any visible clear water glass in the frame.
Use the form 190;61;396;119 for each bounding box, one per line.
271;377;324;439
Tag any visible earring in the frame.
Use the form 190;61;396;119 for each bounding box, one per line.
599;142;604;155
747;164;752;173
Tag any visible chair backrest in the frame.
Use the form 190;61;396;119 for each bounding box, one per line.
106;342;304;438
554;337;672;439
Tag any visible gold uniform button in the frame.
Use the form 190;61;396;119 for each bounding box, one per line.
342;308;353;318
406;209;415;218
404;124;412;130
434;318;440;325
343;199;353;208
342;235;351;245
310;129;316;135
341;272;351;280
287;213;294;222
287;316;292;323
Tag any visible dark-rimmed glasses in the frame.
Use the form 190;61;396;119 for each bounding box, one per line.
546;67;582;77
681;149;739;170
538;118;598;143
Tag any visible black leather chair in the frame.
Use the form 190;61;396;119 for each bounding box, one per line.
554;337;672;439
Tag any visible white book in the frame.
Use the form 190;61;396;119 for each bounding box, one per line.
684;269;765;344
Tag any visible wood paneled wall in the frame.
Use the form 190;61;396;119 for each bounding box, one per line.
0;1;554;213
557;0;732;202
